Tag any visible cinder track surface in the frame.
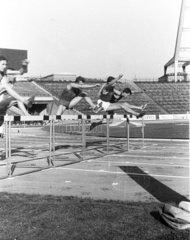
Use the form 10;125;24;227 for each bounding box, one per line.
0;121;189;204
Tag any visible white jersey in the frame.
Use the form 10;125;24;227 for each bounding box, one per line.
0;76;13;96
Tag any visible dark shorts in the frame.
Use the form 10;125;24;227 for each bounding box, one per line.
78;92;88;97
58;92;88;108
58;98;70;108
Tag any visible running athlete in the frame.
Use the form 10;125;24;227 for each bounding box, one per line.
0;56;35;117
90;75;146;130
56;76;100;115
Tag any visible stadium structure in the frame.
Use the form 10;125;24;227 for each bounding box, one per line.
0;48;28;72
1;0;189;117
159;0;190;82
41;73;76;81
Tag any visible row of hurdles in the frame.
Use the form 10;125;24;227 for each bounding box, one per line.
0;114;145;179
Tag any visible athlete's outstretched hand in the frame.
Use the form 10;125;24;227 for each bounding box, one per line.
21;59;30;66
118;74;123;79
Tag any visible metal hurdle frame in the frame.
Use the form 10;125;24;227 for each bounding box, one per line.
3;115;53;178
2;114;145;178
125;114;145;151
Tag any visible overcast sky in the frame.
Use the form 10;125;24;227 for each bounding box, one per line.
1;0;183;79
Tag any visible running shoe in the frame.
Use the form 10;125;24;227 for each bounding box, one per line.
27;95;35;108
136;111;146;119
141;103;147;110
90;122;97;131
93;102;103;113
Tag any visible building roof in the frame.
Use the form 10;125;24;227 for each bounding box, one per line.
42;73;76;78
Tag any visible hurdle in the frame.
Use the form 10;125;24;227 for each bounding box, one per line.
0;114;145;179
5;120;11;176
48;118;55;167
0;115;89;178
2;115;55;178
91;114;144;152
124;114;145;151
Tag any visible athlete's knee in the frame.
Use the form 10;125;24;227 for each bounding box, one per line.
121;104;130;112
58;105;64;112
123;102;130;108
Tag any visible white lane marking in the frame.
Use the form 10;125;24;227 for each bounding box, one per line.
103;154;189;160
87;160;189;168
56;167;190;179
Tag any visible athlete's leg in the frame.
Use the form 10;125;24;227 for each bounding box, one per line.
17;101;30;115
124;102;142;110
106;102;145;118
25;95;35;108
56;105;67;115
90;111;114;131
0;83;34;108
121;104;141;116
84;96;96;109
68;96;83;108
90;120;104;130
123;102;147;111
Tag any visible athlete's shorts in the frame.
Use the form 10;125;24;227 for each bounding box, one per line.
0;94;17;113
78;92;88;97
58;98;70;108
97;99;111;111
58;92;88;109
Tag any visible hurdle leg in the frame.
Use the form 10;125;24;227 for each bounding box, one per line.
5;121;8;159
126;119;129;151
66;122;68;132
5;121;9;176
81;119;86;159
52;119;55;166
9;121;11;173
48;119;54;167
106;117;110;154
142;117;144;148
5;121;12;178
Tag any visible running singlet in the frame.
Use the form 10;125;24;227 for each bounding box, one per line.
99;85;114;102
59;87;82;101
0;72;8;96
0;73;16;112
110;93;123;103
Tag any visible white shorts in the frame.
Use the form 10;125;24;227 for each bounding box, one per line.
97;99;111;111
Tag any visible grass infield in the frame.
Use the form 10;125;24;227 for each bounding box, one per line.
0;193;189;240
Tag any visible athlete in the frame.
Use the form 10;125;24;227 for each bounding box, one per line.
0;56;35;126
90;75;146;130
56;76;100;115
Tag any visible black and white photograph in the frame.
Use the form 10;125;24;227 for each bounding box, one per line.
0;0;190;239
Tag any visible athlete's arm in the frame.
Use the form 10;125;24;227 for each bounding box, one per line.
108;74;123;86
131;89;146;94
7;59;29;76
70;83;100;89
97;83;106;97
113;88;122;96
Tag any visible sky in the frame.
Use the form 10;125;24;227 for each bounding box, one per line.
1;0;184;79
